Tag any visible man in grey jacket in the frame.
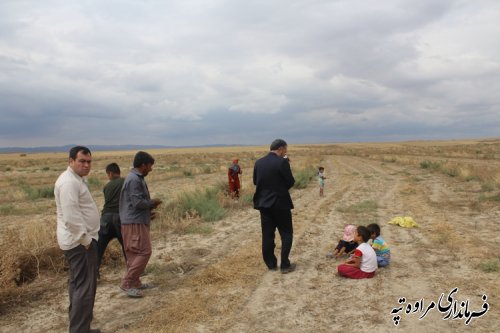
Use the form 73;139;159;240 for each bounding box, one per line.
119;151;162;298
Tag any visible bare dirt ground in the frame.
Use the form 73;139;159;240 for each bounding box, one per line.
1;152;499;332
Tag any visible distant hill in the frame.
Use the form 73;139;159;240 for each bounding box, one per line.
0;144;242;154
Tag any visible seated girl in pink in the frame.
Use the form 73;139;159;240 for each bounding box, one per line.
337;225;377;279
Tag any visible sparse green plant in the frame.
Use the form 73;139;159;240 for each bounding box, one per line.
488;193;499;201
479;193;500;202
144;262;166;276
168;164;180;171
41;167;50;171
0;204;16;215
37;187;55;198
86;176;102;189
18;181;54;200
481;183;495;192
293;166;317;189
443;167;459;177
420;160;441;170
478;260;500;273
214;180;229;194
337;200;378;213
465;175;481;182
183;170;193;177
178;187;226;222
241;194;253;204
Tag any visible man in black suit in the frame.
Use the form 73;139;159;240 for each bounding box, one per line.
253;139;296;273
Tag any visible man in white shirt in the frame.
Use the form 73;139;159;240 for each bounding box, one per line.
54;146;101;333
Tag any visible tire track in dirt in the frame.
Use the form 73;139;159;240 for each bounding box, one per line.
116;157;345;332
208;155;497;332
359;157;498;332
217;157;347;332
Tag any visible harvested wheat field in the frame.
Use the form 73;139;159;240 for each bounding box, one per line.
1;139;499;332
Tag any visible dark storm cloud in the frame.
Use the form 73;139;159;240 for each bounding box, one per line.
0;0;499;147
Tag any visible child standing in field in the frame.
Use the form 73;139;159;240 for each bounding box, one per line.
337;225;377;279
318;166;326;197
326;224;357;259
367;223;391;267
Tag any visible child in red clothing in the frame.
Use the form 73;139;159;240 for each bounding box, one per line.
337;226;377;279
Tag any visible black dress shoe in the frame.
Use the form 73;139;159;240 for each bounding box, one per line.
280;263;296;274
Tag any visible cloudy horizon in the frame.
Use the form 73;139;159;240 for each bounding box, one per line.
1;0;499;148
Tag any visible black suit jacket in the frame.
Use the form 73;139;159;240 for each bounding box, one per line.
253;152;295;210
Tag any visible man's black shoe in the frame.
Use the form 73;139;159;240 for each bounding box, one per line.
268;266;278;271
280;263;296;274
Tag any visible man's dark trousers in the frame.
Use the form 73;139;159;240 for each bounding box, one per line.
64;240;98;333
97;213;125;269
260;206;293;269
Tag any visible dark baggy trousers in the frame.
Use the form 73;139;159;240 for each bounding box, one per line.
259;207;293;269
64;240;98;333
97;213;125;269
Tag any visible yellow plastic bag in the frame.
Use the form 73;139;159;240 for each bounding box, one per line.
388;216;418;228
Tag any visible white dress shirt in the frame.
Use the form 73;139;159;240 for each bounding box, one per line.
54;166;100;250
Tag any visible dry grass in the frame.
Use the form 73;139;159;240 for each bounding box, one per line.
1;139;499;317
137;245;263;333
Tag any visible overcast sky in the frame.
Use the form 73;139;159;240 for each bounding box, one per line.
1;0;499;147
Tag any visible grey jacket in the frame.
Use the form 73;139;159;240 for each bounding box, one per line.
119;169;155;225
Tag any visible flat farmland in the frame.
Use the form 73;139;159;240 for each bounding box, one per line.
1;140;499;332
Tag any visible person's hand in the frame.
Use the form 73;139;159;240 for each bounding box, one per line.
151;211;157;220
84;243;91;250
152;198;162;208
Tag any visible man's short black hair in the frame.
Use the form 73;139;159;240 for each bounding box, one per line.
133;151;155;168
69;146;91;160
105;162;121;175
357;226;371;242
366;223;381;237
270;139;287;151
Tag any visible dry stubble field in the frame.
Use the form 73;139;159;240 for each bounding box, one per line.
0;139;499;332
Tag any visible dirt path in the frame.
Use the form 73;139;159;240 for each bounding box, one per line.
1;155;498;332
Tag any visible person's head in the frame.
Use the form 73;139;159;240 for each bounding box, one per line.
232;158;239;164
68;146;92;177
342;224;357;242
105;162;121;179
133;151;155;176
366;223;381;240
355;226;371;244
270;139;288;157
319;166;324;172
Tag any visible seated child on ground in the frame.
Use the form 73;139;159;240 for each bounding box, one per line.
367;223;391;267
327;224;357;259
337;226;377;279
